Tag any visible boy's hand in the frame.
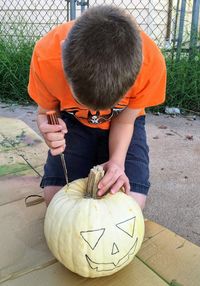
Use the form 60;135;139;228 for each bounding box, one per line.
97;161;130;196
39;118;68;156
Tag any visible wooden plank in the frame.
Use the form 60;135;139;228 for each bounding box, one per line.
138;220;200;286
143;219;165;242
0;199;52;283
1;258;168;286
0;166;43;206
0;200;168;285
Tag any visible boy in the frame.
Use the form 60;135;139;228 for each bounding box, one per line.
28;5;166;209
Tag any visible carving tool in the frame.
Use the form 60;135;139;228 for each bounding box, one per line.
46;111;69;186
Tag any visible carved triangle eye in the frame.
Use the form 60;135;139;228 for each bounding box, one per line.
80;228;105;250
116;217;136;238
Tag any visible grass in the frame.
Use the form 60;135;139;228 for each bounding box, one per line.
0;34;200;113
164;50;200;113
0;36;35;105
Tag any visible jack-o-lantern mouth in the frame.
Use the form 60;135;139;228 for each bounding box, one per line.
85;238;138;272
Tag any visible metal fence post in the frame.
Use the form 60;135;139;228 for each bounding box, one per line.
165;0;173;48
171;0;180;62
70;0;76;20
176;0;186;60
189;0;200;57
77;0;89;14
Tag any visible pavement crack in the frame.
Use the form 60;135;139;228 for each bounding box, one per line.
0;258;57;283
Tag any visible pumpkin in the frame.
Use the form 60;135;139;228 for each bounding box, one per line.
44;166;145;278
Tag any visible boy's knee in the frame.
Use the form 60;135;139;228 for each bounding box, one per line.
44;186;62;206
129;192;147;210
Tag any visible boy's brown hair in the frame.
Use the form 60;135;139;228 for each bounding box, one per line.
62;5;142;110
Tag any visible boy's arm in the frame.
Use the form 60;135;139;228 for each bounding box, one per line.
98;107;141;196
109;107;141;166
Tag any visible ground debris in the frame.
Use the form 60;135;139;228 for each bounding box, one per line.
185;115;196;121
185;135;193;140
166;132;175;136
165;107;181;115
153;112;160;116
170;130;183;137
170;279;184;286
158;125;167;129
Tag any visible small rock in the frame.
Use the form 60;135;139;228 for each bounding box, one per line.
165;107;181;115
153;136;159;139
184;176;188;179
158;125;167;129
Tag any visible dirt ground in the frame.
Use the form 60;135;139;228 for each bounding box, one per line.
0;103;200;246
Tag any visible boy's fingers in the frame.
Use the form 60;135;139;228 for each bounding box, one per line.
46;132;65;141
50;145;66;156
98;174;123;196
45;138;66;150
124;180;131;194
103;176;130;196
58;118;68;133
50;139;66;149
40;122;63;134
98;168;122;189
110;178;125;194
98;176;118;196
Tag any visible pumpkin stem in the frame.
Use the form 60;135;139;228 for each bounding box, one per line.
85;165;105;199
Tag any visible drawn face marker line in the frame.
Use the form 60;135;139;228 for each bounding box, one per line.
116;216;136;238
80;228;105;250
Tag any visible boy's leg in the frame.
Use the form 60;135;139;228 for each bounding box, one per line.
44;186;62;206
41;113;97;205
125;116;150;209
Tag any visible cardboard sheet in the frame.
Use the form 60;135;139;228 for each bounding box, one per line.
139;222;200;286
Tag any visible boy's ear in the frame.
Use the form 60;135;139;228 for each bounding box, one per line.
60;40;64;47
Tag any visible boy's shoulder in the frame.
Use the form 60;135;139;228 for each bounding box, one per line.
140;30;164;65
34;21;75;61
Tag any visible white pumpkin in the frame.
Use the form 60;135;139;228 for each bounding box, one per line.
44;177;145;278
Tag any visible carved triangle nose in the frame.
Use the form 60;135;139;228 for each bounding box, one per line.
111;243;119;255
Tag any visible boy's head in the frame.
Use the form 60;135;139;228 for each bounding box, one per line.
62;5;142;110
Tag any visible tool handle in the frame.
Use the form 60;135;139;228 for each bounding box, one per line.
46;111;69;186
46;110;59;125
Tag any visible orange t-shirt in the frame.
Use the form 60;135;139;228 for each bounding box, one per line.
28;21;166;129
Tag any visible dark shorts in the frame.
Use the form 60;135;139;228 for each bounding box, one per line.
40;112;150;195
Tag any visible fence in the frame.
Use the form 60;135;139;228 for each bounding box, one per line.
0;0;199;51
0;0;200;111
